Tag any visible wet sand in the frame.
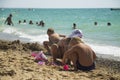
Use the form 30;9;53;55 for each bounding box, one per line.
0;40;120;80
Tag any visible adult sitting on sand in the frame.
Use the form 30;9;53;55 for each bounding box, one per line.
51;29;83;63
43;28;66;54
62;37;96;71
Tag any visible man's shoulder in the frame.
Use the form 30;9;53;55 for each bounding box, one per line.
73;43;84;48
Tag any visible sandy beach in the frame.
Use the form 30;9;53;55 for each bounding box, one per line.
0;40;120;80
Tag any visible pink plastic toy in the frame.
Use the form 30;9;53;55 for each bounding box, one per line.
38;61;45;65
35;51;48;61
31;52;37;57
63;65;69;71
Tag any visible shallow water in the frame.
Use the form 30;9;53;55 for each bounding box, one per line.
0;8;120;58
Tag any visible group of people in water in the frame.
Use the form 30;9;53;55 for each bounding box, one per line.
43;28;96;71
18;19;45;27
4;14;45;27
94;21;111;26
4;14;111;29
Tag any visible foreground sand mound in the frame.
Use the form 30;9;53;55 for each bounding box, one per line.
0;40;120;80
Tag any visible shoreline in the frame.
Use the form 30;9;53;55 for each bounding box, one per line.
0;39;120;80
1;38;120;61
97;53;120;61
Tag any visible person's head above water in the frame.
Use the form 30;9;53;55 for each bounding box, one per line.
9;14;12;17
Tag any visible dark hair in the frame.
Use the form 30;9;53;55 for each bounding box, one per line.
9;14;12;17
47;28;54;34
107;22;111;26
94;22;97;25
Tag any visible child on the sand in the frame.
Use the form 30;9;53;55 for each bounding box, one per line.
43;28;66;54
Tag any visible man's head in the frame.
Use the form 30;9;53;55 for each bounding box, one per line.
47;28;54;36
9;14;12;17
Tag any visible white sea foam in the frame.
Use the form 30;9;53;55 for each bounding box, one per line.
2;26;48;44
19;34;48;44
0;17;6;21
3;27;17;34
1;8;120;60
88;43;120;58
2;27;120;58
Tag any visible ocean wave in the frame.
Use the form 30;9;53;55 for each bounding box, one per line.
1;26;48;44
1;26;120;60
89;43;120;58
2;27;17;34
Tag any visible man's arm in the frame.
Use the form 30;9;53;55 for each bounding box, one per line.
62;46;76;64
59;34;66;37
4;18;8;24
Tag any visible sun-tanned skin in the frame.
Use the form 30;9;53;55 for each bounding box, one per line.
43;28;66;54
62;37;96;71
51;38;71;62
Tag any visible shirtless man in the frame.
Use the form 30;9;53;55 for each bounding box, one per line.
4;14;14;26
63;37;96;71
43;28;66;54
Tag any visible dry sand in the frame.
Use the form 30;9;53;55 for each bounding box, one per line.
0;40;120;80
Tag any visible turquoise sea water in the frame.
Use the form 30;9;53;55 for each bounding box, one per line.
0;8;120;59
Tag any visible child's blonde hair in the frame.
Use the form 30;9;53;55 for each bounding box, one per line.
47;28;54;34
69;37;84;47
71;37;84;43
